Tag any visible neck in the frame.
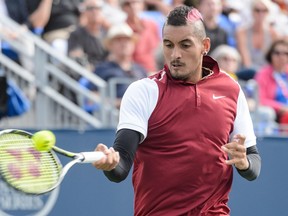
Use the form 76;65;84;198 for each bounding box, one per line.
253;21;265;31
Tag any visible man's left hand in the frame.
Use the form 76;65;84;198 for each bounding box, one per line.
221;134;249;170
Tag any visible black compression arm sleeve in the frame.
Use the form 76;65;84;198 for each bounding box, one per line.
236;145;261;181
104;130;261;182
103;129;141;183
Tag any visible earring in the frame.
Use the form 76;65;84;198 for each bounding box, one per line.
203;51;208;56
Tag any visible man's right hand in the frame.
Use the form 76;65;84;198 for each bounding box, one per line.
92;144;120;171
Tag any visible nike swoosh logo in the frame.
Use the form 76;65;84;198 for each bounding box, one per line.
213;94;226;100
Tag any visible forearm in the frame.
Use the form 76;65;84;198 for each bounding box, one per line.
237;146;261;181
104;129;140;182
28;0;53;28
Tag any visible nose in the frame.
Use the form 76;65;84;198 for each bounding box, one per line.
171;47;181;59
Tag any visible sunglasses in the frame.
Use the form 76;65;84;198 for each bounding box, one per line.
86;6;102;11
272;51;288;57
253;8;268;13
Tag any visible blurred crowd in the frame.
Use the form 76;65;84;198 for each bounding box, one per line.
1;0;288;131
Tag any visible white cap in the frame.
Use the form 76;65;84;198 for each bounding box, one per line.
106;23;134;41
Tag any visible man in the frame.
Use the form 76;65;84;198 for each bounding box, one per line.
1;0;53;68
68;0;108;71
93;5;261;216
81;23;147;110
196;0;229;53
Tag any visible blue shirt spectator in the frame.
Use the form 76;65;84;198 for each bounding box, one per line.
87;61;146;98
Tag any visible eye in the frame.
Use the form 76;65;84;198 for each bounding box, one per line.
163;42;174;49
180;43;191;49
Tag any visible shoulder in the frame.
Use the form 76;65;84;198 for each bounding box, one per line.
131;63;148;77
70;26;86;36
95;61;117;70
94;61;118;76
256;65;274;77
127;78;158;94
118;78;158;137
122;78;159;107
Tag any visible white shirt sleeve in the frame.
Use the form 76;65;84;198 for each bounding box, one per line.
230;88;257;148
117;78;159;141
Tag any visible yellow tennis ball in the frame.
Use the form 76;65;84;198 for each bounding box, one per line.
32;130;56;151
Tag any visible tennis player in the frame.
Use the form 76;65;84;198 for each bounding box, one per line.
93;5;261;216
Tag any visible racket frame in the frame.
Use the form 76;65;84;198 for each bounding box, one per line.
0;129;105;195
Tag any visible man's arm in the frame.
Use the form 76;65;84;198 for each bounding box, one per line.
221;134;261;181
103;129;141;183
27;0;53;30
236;145;261;181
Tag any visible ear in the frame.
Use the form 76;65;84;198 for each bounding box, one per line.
202;37;211;55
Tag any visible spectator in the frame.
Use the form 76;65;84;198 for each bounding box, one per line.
141;0;172;38
269;0;288;40
197;0;229;53
25;0;53;35
1;0;53;71
82;23;147;109
219;0;243;48
3;0;29;26
2;0;82;58
255;39;288;126
120;0;160;74
211;44;253;109
41;0;83;54
0;0;28;65
211;44;277;133
236;0;279;80
272;0;288;14
210;44;241;80
68;0;108;71
101;0;127;26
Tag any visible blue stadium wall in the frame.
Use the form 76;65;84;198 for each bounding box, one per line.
0;129;287;216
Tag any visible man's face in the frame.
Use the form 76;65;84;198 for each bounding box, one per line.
198;0;222;20
84;0;104;24
109;36;135;58
162;24;205;82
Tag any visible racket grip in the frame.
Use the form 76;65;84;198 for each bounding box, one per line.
80;151;105;163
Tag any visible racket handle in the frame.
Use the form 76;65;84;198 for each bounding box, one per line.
80;151;105;163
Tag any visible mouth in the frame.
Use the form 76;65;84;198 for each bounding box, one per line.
171;62;184;69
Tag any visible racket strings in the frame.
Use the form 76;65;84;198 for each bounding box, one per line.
0;133;62;194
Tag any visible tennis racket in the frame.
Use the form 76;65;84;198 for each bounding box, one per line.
0;129;105;195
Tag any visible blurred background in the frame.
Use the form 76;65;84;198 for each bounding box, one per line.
0;0;287;215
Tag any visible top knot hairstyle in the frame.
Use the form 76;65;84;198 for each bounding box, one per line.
164;5;206;40
166;5;203;26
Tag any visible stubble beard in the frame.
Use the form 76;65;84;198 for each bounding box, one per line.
170;68;191;81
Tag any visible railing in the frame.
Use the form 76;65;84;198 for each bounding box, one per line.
2;15;285;135
0;14;114;129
